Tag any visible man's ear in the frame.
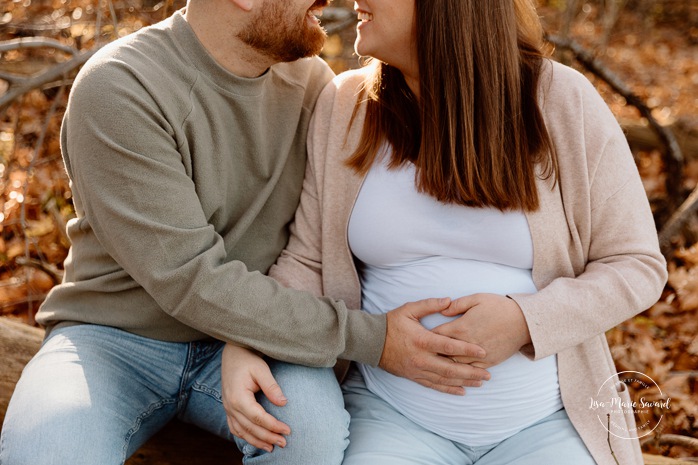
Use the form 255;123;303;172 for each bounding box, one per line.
229;0;254;12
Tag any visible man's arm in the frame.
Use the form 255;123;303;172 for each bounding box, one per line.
63;59;380;367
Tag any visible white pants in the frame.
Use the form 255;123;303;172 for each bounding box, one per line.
341;366;597;465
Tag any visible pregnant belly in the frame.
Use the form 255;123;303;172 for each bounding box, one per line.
358;352;562;446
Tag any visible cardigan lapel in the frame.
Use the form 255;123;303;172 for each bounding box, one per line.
526;169;577;291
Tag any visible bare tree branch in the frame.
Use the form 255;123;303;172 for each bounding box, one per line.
561;0;580;41
0;71;21;84
546;33;685;214
656;434;698;452
0;48;99;112
0;37;78;55
546;34;684;166
14;258;64;285
658;184;698;256
18;81;67;318
108;0;120;37
601;0;628;47
95;0;104;46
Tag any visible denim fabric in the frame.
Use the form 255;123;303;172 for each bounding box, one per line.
0;324;349;465
342;366;596;465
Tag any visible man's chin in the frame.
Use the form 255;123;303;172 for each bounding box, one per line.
297;28;327;60
271;36;326;63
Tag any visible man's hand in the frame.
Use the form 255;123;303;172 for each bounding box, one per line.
221;344;290;452
433;293;532;369
379;298;491;396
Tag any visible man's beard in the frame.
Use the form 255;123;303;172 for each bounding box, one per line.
238;0;328;63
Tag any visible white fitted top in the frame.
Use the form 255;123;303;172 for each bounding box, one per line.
348;152;563;446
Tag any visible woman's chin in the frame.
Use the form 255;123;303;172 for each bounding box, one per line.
354;43;375;60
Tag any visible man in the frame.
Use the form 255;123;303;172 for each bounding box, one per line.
0;0;487;463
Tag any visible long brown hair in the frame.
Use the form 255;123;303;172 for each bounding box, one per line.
346;0;556;211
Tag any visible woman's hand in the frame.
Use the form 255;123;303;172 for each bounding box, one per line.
380;297;491;395
432;294;532;369
221;344;290;452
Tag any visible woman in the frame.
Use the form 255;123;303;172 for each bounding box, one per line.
222;0;667;463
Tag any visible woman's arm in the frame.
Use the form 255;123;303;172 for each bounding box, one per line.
435;123;666;364
511;142;667;361
267;132;324;295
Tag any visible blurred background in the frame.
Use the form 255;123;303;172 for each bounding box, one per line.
0;0;696;459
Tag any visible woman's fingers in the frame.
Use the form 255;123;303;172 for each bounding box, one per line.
221;344;291;451
227;412;286;453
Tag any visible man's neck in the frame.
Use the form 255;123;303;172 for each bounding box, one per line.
184;0;275;78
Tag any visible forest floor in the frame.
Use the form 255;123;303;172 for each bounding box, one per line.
0;0;697;459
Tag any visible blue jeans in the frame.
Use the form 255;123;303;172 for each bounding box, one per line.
341;366;596;465
0;325;349;465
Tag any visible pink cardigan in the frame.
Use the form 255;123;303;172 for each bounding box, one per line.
269;61;667;465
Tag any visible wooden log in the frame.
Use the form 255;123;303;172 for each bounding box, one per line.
643;454;697;465
0;317;241;464
622;119;698;160
0;317;43;419
0;317;694;465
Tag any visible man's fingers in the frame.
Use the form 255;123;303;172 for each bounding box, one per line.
449;356;480;365
421;331;486;359
427;356;491;383
382;300;491;394
414;379;466;396
413;371;481;395
417;377;483;394
407;355;490;393
462;379;485;388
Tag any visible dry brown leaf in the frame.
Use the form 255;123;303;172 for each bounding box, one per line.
24;216;55;238
667;266;698;312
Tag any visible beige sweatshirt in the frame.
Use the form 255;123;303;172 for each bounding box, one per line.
36;10;386;367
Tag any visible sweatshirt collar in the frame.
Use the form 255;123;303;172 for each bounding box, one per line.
171;9;271;97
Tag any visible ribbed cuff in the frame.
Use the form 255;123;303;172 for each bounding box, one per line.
340;310;387;366
508;292;545;360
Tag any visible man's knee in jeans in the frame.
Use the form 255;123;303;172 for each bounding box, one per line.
0;325;180;465
1;356;125;464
